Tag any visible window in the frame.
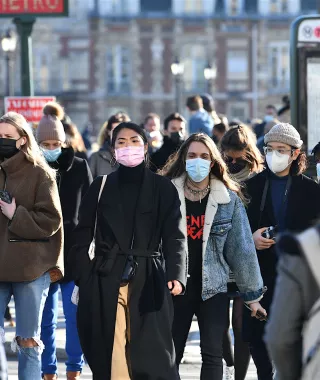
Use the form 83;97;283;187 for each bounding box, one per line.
227;102;249;121
184;0;204;13
106;46;131;94
69;51;89;82
225;0;244;15
33;48;50;94
173;0;215;15
270;0;288;12
99;0;138;15
226;50;248;90
60;59;71;92
259;0;300;14
269;42;290;90
182;45;206;92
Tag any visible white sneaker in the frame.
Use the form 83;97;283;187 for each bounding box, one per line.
223;366;234;380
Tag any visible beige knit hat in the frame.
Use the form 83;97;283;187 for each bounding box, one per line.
264;123;303;149
37;102;66;143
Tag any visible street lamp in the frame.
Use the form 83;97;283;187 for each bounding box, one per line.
171;58;184;113
204;63;217;95
1;29;17;97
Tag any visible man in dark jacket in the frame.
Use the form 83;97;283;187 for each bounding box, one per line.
150;113;186;172
243;122;320;380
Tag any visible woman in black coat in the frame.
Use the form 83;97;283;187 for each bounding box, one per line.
69;122;187;380
243;123;320;380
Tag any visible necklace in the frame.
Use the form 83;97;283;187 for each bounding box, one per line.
186;184;210;195
185;183;210;203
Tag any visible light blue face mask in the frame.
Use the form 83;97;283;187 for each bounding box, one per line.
41;147;62;162
186;158;211;183
264;115;274;123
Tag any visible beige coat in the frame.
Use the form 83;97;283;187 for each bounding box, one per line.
0;151;64;282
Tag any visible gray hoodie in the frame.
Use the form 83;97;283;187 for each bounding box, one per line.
89;148;119;178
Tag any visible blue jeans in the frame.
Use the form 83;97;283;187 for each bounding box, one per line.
0;273;50;380
41;281;84;375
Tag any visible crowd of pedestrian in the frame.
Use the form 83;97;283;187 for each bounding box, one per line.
0;93;320;380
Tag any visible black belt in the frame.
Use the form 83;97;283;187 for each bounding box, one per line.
96;246;161;276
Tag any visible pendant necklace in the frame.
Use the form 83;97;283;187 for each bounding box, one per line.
186;184;210;203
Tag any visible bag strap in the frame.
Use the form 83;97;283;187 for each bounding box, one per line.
93;175;107;239
298;226;320;288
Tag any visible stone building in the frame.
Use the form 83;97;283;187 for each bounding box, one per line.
0;0;317;133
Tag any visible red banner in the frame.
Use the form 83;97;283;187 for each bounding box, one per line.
0;0;67;15
5;96;56;123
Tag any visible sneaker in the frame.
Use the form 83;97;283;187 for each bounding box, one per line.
223;366;234;380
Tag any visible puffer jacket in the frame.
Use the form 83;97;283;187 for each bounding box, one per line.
172;175;264;302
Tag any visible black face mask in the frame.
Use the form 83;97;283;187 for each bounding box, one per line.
0;138;20;159
227;160;247;174
169;132;184;145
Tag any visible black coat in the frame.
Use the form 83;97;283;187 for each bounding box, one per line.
150;137;183;172
243;169;320;341
69;168;187;380
50;147;93;281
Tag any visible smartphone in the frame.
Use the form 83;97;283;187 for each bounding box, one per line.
245;304;268;321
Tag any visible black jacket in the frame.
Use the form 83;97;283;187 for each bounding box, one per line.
150;137;183;172
243;169;320;341
69;168;186;380
50;147;93;281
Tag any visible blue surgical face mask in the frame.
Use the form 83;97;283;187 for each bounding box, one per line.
41;147;62;162
264;115;274;123
186;158;211;183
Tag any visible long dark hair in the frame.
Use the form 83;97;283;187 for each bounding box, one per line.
220;124;264;174
111;122;149;165
161;133;240;194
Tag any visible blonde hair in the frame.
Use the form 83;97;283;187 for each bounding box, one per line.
0;112;56;179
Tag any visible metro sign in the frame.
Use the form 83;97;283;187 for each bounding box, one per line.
5;96;56;123
0;0;68;17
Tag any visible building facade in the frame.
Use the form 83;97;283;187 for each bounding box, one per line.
0;0;317;133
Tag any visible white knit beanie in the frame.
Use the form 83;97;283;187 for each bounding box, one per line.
264;123;303;148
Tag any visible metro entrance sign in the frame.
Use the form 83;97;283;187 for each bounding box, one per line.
5;96;56;123
1;0;68;96
0;0;68;17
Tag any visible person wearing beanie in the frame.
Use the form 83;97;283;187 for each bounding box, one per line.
242;122;320;380
37;102;92;380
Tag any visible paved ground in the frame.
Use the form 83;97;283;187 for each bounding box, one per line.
3;298;258;379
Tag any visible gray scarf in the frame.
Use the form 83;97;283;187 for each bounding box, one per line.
230;165;252;184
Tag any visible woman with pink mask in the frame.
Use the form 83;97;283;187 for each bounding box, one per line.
69;122;186;380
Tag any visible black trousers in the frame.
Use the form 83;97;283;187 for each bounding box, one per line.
172;285;228;380
249;339;274;380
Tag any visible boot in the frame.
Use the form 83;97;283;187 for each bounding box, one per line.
66;372;81;380
43;375;58;380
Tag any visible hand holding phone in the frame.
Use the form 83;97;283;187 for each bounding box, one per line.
245;302;268;322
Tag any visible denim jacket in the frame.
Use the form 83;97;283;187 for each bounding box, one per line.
172;175;264;303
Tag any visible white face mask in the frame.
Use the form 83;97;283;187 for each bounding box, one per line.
266;151;291;173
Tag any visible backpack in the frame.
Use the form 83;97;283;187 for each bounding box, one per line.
298;226;320;380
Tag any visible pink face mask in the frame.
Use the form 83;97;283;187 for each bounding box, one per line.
115;146;145;167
